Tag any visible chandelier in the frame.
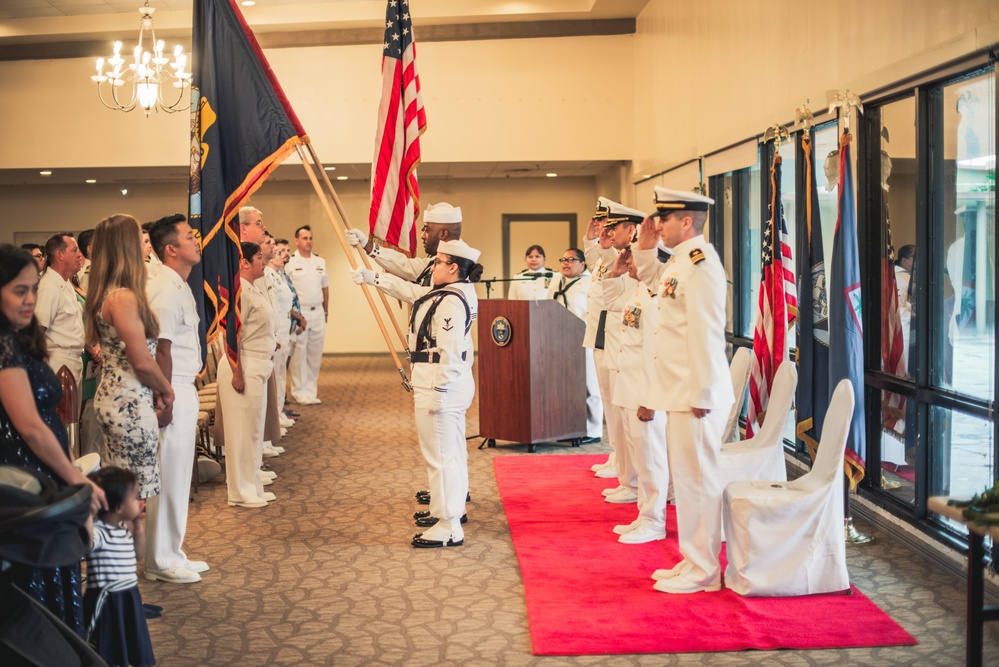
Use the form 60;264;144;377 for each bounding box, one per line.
91;1;191;115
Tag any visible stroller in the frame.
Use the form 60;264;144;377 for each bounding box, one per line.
0;465;105;666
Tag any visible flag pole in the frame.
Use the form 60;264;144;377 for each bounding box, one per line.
296;145;412;391
302;141;409;350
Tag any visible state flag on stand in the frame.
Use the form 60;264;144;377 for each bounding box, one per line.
369;0;427;256
795;130;830;460
747;147;797;437
828;132;867;487
188;0;307;363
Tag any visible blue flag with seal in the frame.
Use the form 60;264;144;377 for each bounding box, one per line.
188;0;306;364
794;129;830;461
829;131;866;487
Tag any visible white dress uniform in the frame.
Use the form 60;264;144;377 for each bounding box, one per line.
365;238;478;546
508;270;553;301
612;275;669;538
219;277;276;506
583;238;619;460
146;265;202;571
369;244;435;294
36;269;85;383
145;251;162;282
266;265;296;412
286;251;328;403
547;270;601;439
635;229;733;589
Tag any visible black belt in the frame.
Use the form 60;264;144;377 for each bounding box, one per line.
410;350;467;364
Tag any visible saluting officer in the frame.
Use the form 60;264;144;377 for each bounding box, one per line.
634;187;733;594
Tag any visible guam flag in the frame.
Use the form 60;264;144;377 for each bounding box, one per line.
794;129;830;461
188;0;306;363
828;131;866;487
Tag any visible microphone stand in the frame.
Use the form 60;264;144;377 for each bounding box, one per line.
481;274;555;299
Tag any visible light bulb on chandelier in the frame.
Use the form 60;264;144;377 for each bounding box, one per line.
91;0;191;115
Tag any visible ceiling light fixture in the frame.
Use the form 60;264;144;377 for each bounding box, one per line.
39;170;52;176
336;176;349;181
86;179;97;184
91;1;191;115
121;186;129;196
546;172;558;178
324;166;336;171
241;1;256;6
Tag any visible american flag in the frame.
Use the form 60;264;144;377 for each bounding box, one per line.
747;151;798;437
368;0;426;256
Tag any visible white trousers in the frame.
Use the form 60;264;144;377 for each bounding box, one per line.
414;380;473;532
622;407;669;530
667;408;729;586
146;382;197;570
592;350;616;468
606;372;635;490
274;334;290;410
219;356;269;503
47;351;83;387
290;307;325;402
584;348;603;438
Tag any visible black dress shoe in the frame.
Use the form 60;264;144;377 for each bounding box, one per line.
414;513;468;527
412;533;464;548
578;436;602;445
416;490;472;505
143;603;163;613
413;510;432;520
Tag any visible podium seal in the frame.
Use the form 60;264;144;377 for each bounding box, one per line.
490;316;512;347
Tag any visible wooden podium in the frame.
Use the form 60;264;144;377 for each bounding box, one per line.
477;299;587;451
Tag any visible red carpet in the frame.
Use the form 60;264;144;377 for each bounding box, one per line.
495;454;918;656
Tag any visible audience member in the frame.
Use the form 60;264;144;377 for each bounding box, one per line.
0;244;107;636
86;215;174;501
508;244;551;300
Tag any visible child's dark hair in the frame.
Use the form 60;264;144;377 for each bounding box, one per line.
88;466;137;518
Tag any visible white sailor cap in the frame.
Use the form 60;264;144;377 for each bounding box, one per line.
592;197;612;220
600;199;646;227
424;202;462;224
438;238;481;263
650;187;714;216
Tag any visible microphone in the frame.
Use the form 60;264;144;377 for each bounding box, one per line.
523;270;554;278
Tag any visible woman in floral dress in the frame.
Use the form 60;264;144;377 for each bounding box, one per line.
85;215;174;499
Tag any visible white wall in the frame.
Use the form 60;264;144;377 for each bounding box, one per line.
632;0;999;178
0;34;635;170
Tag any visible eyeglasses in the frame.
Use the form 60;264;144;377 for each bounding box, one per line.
558;257;580;264
432;258;454;266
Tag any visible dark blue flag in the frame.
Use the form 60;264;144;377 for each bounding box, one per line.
188;0;306;364
829;132;866;487
794;130;830;461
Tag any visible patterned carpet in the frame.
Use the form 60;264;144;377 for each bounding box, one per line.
144;355;999;666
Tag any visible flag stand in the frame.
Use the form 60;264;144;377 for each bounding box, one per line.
845;476;873;543
295;144;412;392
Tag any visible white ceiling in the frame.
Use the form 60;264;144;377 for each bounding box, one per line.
0;1;651;36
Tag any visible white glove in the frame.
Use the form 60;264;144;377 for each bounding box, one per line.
351;267;378;285
345;228;369;248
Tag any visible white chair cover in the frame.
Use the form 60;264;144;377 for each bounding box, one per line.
722;379;855;597
723;347;752;444
719;362;796;487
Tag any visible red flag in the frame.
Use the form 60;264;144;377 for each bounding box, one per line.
747;150;798;437
368;0;427;256
881;193;907;436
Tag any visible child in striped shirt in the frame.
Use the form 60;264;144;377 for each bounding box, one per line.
85;466;155;667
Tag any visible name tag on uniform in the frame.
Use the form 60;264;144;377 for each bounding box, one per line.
623;305;642;329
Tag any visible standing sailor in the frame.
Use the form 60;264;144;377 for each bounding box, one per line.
634;187;733;593
352;237;482;548
286;225;329;405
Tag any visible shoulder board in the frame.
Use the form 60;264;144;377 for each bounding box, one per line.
689;248;705;265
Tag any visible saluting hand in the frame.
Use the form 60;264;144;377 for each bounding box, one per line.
585;217;602;241
637;216;658;250
598;226;615;250
608;248;631;278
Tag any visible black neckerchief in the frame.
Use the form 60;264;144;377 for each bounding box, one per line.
552;276;583;307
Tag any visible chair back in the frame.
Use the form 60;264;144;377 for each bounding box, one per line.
53;366;81;460
744;361;797;448
797;379;854;493
724;347;753;443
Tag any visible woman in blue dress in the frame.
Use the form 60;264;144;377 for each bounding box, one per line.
0;244;107;636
